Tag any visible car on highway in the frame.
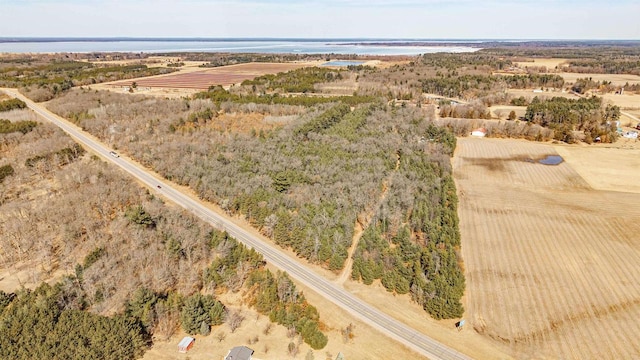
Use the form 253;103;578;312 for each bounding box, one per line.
109;151;119;158
157;185;162;189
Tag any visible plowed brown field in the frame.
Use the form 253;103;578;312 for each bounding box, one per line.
454;138;640;359
110;62;314;90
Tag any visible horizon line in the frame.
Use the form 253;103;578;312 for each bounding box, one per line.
1;37;639;43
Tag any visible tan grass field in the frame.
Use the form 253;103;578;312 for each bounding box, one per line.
600;93;640;109
507;88;578;100
513;58;569;71
557;72;640;87
489;105;527;120
454;137;640;359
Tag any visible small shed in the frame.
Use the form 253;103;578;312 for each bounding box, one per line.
178;336;195;353
225;346;254;360
471;128;487;137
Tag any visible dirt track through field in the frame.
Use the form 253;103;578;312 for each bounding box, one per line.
454;138;640;359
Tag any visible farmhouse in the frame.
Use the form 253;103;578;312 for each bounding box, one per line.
224;346;254;360
177;336;195;353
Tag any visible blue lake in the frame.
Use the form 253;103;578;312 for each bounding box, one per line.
322;61;366;66
0;39;481;55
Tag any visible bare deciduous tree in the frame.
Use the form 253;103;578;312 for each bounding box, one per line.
227;310;245;333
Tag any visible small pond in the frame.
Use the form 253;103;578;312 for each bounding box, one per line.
538;155;564;165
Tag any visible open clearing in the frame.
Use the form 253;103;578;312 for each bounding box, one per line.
455;137;640;359
556;72;640;87
142;281;424;360
489;105;527;120
513;58;569;70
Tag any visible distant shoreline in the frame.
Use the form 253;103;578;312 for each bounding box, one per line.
0;39;482;55
2;38;638;55
340;40;640;48
1;38;639;46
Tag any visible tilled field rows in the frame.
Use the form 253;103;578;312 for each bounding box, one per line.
110;62;311;90
455;138;640;359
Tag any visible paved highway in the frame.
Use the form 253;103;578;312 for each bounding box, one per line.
4;89;472;360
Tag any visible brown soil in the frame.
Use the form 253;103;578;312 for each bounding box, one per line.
455;137;640;359
107;62;322;90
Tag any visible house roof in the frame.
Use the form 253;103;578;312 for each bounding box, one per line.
178;336;194;348
225;346;254;360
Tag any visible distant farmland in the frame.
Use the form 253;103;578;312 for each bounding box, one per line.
455;137;640;359
110;62;314;90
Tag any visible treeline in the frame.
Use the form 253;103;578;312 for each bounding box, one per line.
571;78;616;94
421;74;565;100
248;270;328;349
420;53;512;71
242;67;344;93
0;283;148;360
0;60;175;101
500;74;565;89
420;75;502;99
564;59;640;75
439;102;491;119
0;98;27;112
296;103;351;137
483;46;640;60
524;96;620;143
0;118;38;134
437;117;555;142
195;86;376;107
25;143;85;168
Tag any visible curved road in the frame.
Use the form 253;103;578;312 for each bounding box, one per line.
4;89;471;360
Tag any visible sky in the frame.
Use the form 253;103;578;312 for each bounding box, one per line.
0;0;639;39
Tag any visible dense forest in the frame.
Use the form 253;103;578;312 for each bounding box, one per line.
524;96;620;143
242;67;345;93
0;111;327;358
45;66;467;320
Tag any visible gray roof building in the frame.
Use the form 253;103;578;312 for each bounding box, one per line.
224;346;254;360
